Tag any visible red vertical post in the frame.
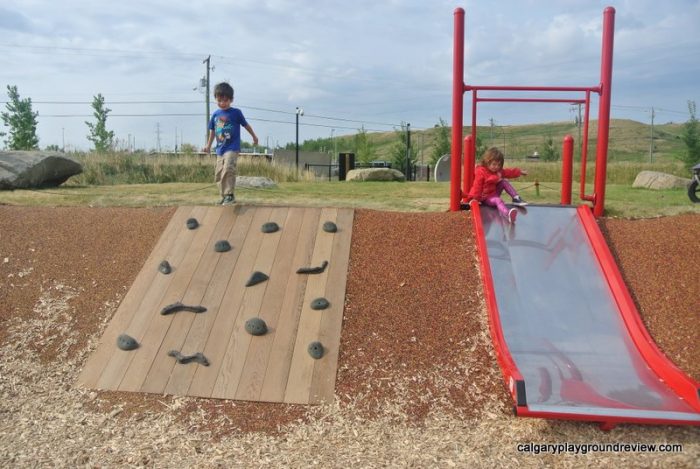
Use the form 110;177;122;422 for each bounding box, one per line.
450;8;465;211
561;135;573;205
593;6;615;217
462;135;474;200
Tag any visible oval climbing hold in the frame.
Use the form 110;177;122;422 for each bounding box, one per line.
261;222;280;233
158;260;172;275
186;218;199;230
308;341;324;359
322;221;337;233
311;298;329;310
117;333;139;351
214;240;231;252
245;317;268;336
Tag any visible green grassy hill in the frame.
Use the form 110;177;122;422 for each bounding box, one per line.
327;119;687;164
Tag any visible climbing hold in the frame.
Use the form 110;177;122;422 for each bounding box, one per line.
296;260;329;274
160;302;207;315
245;317;268;336
158;260;172;275
117;334;139;351
311;298;330;310
167;350;210;366
322;221;337;233
186;218;199;230
261;222;280;233
214;240;231;252
245;271;269;287
308;341;324;359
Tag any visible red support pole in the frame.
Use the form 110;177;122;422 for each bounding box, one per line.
450;8;465;211
462;135;474;200
561;135;573;205
593;6;615;217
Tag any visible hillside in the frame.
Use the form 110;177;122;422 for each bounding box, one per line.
327;119;687;164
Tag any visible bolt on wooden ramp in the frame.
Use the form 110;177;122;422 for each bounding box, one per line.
77;205;354;404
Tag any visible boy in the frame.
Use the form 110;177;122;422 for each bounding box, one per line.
202;82;258;205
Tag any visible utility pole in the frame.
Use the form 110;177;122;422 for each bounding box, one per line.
489;118;495;145
156;122;162;153
649;106;655;163
405;123;411;181
203;55;211;143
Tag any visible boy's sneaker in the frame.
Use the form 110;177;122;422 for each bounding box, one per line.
507;208;518;224
222;194;235;205
512;196;528;206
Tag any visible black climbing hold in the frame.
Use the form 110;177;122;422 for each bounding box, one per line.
117;334;139;351
161;302;207;315
158;260;172;275
308;341;324;359
311;298;330;310
245;271;269;287
296;260;329;274
245;317;268;336
261;222;280;233
186;218;199;230
167;350;210;366
322;221;337;233
214;240;231;252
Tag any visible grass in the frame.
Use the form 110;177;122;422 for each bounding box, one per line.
2;179;697;218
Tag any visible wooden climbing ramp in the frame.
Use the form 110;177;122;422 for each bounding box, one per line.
77;205;354;404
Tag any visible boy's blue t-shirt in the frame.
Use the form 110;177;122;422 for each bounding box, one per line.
208;107;248;155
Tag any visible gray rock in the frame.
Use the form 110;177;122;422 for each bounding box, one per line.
236;176;277;189
345;168;406;182
0;151;83;190
632;171;691;190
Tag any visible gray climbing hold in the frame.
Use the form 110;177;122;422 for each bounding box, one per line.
261;222;280;233
245;271;269;287
308;341;324;359
322;221;338;233
245;317;268;336
214;240;231;252
161;302;207;315
158;260;172;275
296;260;329;274
311;298;330;310
167;350;210;366
117;334;139;351
186;218;199;230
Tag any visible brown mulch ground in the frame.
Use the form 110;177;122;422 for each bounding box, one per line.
0;205;698;467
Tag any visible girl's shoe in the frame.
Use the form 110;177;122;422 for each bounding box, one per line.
508;208;518;224
512;195;528;206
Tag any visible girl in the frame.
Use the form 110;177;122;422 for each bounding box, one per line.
468;147;528;223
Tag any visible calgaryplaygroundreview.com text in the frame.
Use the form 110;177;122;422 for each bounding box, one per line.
516;442;684;456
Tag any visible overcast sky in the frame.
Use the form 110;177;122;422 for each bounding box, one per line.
1;0;699;151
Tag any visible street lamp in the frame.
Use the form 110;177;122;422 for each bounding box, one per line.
295;107;304;170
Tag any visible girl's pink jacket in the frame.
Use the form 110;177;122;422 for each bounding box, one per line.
467;165;523;201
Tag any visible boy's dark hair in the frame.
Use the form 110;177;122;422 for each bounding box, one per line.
213;82;234;99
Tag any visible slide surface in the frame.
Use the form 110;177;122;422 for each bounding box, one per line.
475;204;700;425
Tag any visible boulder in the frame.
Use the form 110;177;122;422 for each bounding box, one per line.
0;151;83;190
632;171;690;190
345;168;406;182
236;176;277;189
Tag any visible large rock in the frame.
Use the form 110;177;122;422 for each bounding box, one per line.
236;176;277;189
0;151;83;190
346;168;406;182
632;171;690;190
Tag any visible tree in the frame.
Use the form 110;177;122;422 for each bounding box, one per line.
0;85;39;150
680;100;700;169
354;126;374;164
85;93;115;152
430;118;450;165
389;123;417;175
541;136;559;161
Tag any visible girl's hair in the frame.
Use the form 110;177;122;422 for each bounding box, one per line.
213;82;234;99
480;147;504;167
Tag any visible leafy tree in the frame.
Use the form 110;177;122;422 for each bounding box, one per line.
541;136;559;161
0;85;39;150
85;93;115;152
680;100;700;169
45;144;61;151
430;118;450;165
389;123;418;176
354;126;374;164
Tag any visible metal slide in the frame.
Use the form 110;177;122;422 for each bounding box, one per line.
471;204;700;428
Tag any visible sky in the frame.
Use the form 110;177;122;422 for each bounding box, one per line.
1;0;699;152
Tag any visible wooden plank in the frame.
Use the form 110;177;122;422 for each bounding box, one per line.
308;208;354;403
234;207;305;401
94;206;209;390
117;206;224;392
187;206;274;397
258;208;320;402
212;207;290;399
140;206;238;394
283;208;338;404
77;206;189;388
164;205;254;396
